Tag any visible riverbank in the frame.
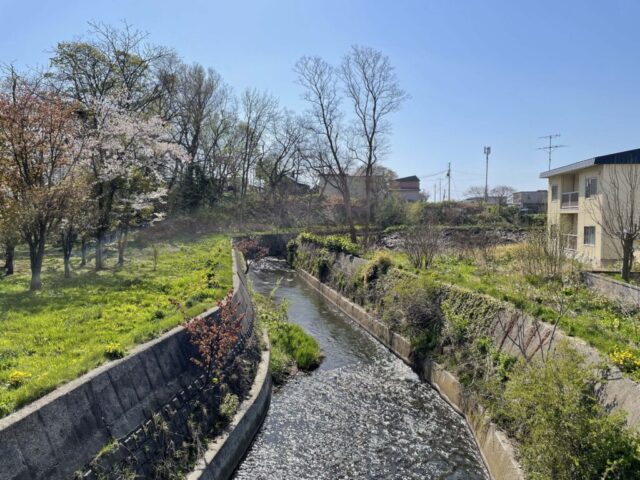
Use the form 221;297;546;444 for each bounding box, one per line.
297;267;521;480
288;234;640;479
234;261;488;479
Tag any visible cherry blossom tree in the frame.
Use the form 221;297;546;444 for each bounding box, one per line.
84;96;187;269
0;69;83;290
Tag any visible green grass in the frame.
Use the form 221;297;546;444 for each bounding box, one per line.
0;233;232;417
399;247;640;363
253;291;321;384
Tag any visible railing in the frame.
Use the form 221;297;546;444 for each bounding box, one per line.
561;191;579;209
565;233;578;251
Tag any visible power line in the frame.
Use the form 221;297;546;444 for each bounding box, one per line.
538;134;567;170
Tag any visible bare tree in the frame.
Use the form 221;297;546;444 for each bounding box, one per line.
587;164;640;281
490;185;516;212
403;223;441;269
295;56;357;242
340;46;408;243
464;185;486;203
237;89;277;199
50;21;172;112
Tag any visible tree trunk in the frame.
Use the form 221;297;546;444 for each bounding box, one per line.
117;228;128;266
95;233;105;270
363;174;372;246
28;237;46;291
80;238;87;267
621;234;635;282
3;244;15;276
64;253;71;278
343;190;357;243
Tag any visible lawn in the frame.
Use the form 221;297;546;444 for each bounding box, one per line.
0;233;232;417
386;244;640;368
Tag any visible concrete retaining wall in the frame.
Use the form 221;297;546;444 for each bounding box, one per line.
582;271;640;308
297;268;524;480
0;247;254;480
187;332;271;480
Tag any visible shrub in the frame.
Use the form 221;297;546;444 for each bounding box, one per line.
185;290;243;379
609;348;640;380
375;194;407;228
313;248;332;281
298;232;360;256
286;238;299;266
362;251;393;286
235;237;269;273
254;291;322;384
8;370;31;388
382;277;443;345
104;343;125;360
497;345;640;480
219;392;239;421
403;224;441;269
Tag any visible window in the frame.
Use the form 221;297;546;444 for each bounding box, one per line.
551;185;558;201
584;226;596;246
585;177;598;198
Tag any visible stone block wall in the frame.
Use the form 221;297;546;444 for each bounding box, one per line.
0;249;254;480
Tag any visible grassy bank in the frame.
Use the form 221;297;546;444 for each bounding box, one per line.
253;291;321;384
0;234;232;417
290;234;640;479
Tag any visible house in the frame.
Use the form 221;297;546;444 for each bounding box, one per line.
509;190;547;213
390;175;422;202
540;147;640;267
320;174;385;201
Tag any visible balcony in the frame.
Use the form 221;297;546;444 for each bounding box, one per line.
561;191;578;210
564;233;578;251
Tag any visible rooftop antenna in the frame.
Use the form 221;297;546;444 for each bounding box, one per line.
538;134;566;170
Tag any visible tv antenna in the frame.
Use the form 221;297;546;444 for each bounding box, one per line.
538;134;566;170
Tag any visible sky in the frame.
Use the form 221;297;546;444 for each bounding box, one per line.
1;0;640;199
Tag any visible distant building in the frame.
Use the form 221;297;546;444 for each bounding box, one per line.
320;174;384;201
509;190;547;213
281;177;310;195
390;175;422;202
463;196;505;206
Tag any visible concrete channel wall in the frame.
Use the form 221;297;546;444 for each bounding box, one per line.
297;268;524;480
0;249;256;480
582;271;640;308
187;332;271;480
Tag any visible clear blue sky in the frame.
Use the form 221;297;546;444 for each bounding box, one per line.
2;0;640;198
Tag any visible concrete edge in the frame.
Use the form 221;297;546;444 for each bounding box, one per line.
297;268;524;480
0;243;241;430
186;330;272;480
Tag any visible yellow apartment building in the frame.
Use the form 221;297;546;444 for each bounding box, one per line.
540;148;640;268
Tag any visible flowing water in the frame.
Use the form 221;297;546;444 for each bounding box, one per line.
233;258;488;480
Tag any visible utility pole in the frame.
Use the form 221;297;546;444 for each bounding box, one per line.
538;134;566;170
448;163;451;202
438;178;442;203
483;146;491;203
433;184;436;203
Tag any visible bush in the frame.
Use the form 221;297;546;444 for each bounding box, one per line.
254;291;322;384
497;345;640;480
286;238;299;266
298;232;360;255
382;277;443;345
362;251;393;285
375;194;407;228
219;392;239;420
104;343;125;360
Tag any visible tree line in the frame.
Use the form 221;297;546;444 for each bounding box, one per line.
0;22;407;290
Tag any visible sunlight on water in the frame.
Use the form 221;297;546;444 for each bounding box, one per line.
234;259;487;480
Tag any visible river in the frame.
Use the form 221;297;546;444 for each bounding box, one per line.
233;259;488;480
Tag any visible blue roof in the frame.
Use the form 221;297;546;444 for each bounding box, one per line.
540;147;640;178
